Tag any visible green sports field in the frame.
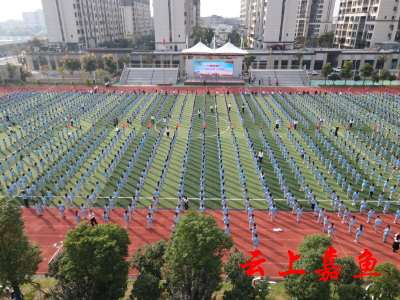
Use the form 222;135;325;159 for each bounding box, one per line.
1;89;399;214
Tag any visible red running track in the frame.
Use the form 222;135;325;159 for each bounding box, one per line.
23;208;400;279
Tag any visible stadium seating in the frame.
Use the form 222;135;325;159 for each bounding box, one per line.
250;69;310;86
120;68;179;86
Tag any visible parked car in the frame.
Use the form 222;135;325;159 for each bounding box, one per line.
306;69;319;76
333;66;342;72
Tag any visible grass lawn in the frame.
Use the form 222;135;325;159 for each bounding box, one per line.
1;90;399;215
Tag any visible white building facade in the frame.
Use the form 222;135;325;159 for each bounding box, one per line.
22;9;46;29
153;0;201;51
335;0;400;48
120;0;152;41
240;0;298;50
41;0;124;48
295;0;335;38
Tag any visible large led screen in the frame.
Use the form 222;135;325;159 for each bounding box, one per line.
194;61;234;77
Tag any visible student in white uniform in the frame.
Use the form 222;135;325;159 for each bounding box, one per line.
249;214;255;230
367;208;375;223
374;216;382;232
323;216;329;232
35;201;42;217
102;211;108;224
327;223;335;240
124;210;130;229
297;205;303;221
355;224;364;243
360;198;368;214
253;233;260;251
147;212;154;229
384;199;391;214
252;224;257;238
394;207;400;224
271;204;277;221
349;216;356;233
383;225;392;243
128;204;134;220
225;224;230;234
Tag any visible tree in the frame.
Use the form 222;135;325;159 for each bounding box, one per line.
223;247;255;299
102;54;118;74
54;222;131;300
40;65;49;84
119;56;131;69
318;32;334;47
61;56;81;75
193;26;205;44
205;27;215;45
22;67;33;82
284;234;333;300
379;69;390;85
388;74;397;85
28;36;44;51
5;63;17;80
223;247;269;300
332;257;363;297
56;66;65;84
337;283;366;300
163;210;233;299
377;54;388;69
0;201;42;300
17;57;26;67
244;55;256;71
371;72;380;84
79;69;86;83
359;63;373;84
329;73;341;84
293;52;304;69
353;74;361;84
339;37;346;49
130;272;163;300
145;53;156;66
81;53;98;74
227;29;241;46
131;239;166;280
321;63;333;84
339;60;353;84
366;261;400;299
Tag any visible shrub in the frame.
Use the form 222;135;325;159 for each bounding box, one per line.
103;76;110;83
36;79;41;85
70;81;75;86
85;77;91;86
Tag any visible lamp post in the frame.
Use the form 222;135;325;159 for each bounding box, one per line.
48;241;63;264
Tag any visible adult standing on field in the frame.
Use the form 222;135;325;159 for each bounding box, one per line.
89;210;98;226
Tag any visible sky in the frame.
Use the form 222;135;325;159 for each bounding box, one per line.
0;0;242;22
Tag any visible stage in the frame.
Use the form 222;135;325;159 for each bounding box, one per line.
184;77;245;86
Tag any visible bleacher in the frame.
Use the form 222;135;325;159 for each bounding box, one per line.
250;69;310;86
120;68;179;86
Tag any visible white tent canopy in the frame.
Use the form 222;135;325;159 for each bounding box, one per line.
214;42;248;54
182;41;248;55
182;41;214;54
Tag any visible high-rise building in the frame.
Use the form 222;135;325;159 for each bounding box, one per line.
120;0;152;41
240;0;298;50
201;15;224;27
22;9;46;29
335;0;400;48
153;0;201;51
295;0;335;38
41;0;124;48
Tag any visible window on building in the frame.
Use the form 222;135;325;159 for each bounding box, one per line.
390;59;398;69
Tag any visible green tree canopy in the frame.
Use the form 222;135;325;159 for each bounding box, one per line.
131;239;166;280
130;272;163;300
81;53;98;73
339;61;353;85
205;27;215;45
163;210;233;298
0;201;42;300
366;261;400;300
54;222;131;300
284;234;333;300
321;63;333;84
333;257;363;297
379;69;390;84
227;29;241;47
5;63;17;80
360;63;373;84
102;54;118;74
119;56;131;69
244;55;256;70
61;56;81;74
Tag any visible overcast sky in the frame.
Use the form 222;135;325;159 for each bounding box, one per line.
0;0;242;22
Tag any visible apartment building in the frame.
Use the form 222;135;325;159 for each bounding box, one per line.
22;9;46;29
335;0;400;48
153;0;201;51
295;0;335;38
41;0;124;48
120;0;151;41
240;0;298;50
